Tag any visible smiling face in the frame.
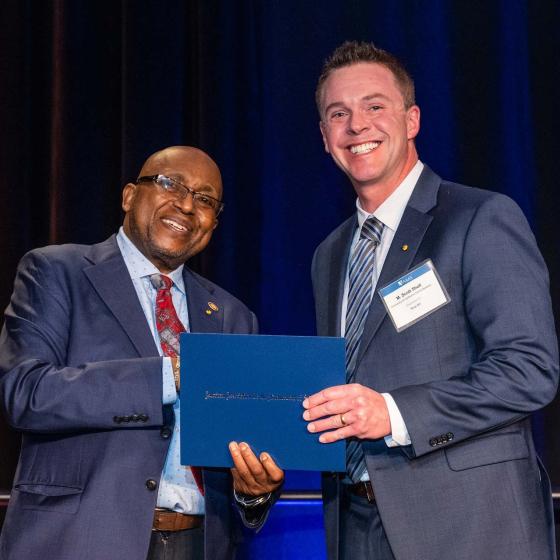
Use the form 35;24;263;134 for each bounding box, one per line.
122;146;222;273
319;62;420;209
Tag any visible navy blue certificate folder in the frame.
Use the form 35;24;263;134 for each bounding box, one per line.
180;333;346;472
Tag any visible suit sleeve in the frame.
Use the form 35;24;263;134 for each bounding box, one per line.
390;194;559;458
0;249;165;433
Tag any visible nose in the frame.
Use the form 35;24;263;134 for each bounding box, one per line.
172;190;195;213
347;112;370;135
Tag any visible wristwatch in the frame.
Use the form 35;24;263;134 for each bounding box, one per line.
233;490;272;508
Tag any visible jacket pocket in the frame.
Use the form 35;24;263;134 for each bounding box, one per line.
445;431;528;471
14;482;83;514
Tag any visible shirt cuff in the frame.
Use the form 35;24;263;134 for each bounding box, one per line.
381;393;411;447
162;357;178;405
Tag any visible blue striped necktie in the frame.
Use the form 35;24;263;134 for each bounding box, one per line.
345;216;384;482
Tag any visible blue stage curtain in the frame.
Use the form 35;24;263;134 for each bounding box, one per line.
1;2;559;555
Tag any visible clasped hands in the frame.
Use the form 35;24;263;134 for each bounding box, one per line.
302;383;391;442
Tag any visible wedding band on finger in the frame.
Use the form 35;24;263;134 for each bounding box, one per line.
339;413;347;427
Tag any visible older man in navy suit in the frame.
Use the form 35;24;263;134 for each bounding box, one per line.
0;146;283;560
303;42;558;560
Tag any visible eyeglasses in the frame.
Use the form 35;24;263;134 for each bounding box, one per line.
136;174;224;216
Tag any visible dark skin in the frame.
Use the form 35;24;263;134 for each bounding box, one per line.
122;146;222;273
122;146;284;497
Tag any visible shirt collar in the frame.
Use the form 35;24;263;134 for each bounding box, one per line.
116;227;186;294
356;160;424;232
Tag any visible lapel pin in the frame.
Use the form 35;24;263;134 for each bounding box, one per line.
208;302;219;312
205;309;212;315
402;244;409;251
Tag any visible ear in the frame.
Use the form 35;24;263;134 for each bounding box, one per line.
406;105;421;140
319;121;331;154
212;218;219;230
122;183;137;213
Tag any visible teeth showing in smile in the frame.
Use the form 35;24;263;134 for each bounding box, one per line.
162;218;187;232
350;142;380;155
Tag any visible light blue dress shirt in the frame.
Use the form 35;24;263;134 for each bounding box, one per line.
116;227;204;515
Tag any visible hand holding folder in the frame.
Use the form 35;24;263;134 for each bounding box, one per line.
180;333;346;472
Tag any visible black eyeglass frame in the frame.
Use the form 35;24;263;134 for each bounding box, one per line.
136;174;224;216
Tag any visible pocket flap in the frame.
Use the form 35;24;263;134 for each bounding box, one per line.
15;483;83;497
445;431;528;471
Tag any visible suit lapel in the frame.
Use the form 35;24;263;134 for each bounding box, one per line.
83;236;159;358
183;268;224;334
356;166;441;366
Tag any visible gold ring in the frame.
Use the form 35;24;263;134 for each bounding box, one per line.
340;413;347;426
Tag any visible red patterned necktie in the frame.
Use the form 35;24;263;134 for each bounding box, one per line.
150;273;204;495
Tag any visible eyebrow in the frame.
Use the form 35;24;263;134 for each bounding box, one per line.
324;93;392;115
191;184;216;193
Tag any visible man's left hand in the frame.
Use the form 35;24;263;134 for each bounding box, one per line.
302;383;391;442
229;442;284;496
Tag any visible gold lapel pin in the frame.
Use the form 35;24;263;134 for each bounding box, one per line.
205;309;212;315
402;244;409;251
208;302;219;312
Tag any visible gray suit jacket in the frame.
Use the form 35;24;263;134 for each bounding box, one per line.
0;235;259;560
312;166;558;560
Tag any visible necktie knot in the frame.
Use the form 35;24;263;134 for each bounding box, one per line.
360;216;383;244
150;273;173;291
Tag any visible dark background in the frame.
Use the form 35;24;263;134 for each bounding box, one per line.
1;0;559;501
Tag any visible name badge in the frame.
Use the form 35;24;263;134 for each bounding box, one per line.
378;260;450;332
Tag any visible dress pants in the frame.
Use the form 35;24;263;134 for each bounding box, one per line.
340;485;396;560
146;527;204;560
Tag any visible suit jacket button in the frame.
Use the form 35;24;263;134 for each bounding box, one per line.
160;427;172;439
429;438;437;447
146;479;158;491
131;414;140;422
113;416;122;423
446;432;454;441
122;415;130;423
139;414;149;422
